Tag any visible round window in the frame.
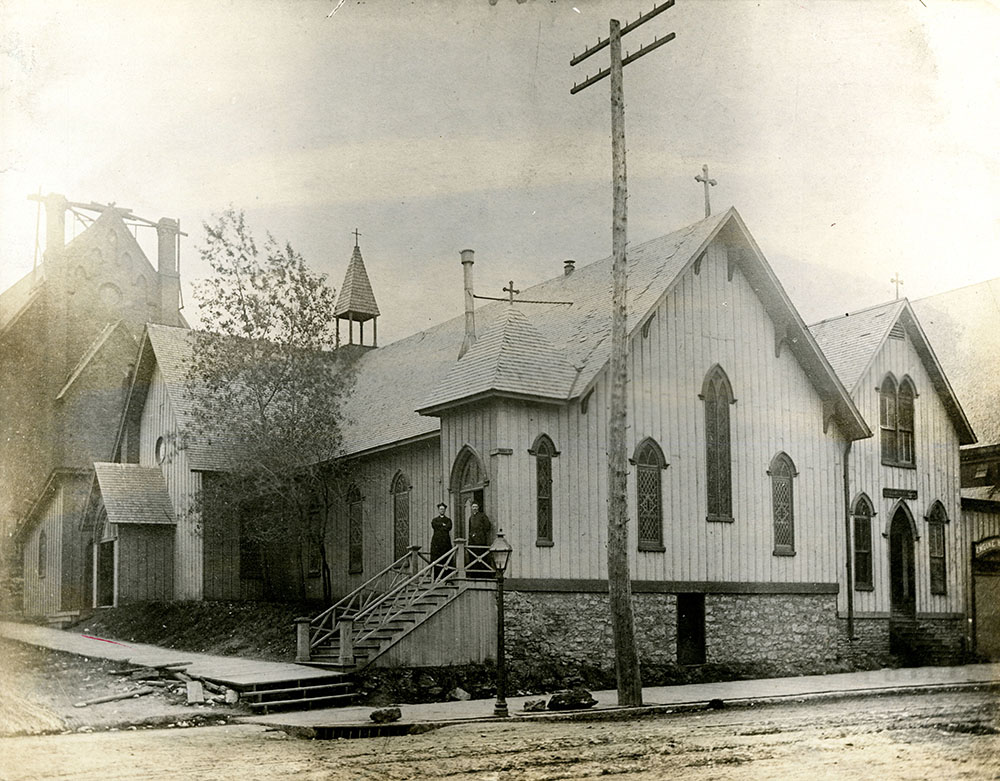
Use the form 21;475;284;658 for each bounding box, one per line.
155;436;167;464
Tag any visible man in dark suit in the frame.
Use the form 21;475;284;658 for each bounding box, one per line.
467;502;493;578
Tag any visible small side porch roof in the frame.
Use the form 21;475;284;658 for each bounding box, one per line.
93;462;176;525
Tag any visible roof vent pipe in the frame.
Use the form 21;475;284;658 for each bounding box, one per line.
459;249;476;359
564;259;575;276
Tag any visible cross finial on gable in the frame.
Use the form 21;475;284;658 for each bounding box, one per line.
694;164;717;218
503;280;520;305
891;272;904;300
352;228;362;248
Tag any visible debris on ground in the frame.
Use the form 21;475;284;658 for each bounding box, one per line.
370;707;402;723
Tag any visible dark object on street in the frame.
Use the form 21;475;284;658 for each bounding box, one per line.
708;698;725;710
523;699;547;712
370;706;402;723
547;686;597;710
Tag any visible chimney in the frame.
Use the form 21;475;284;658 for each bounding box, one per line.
564;259;575;276
459;249;476;359
156;218;181;323
43;193;68;261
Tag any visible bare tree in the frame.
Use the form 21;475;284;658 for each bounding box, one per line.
186;208;356;604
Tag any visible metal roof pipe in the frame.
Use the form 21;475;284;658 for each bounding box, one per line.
459;249;476;359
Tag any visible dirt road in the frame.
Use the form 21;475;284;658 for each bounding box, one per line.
2;690;997;780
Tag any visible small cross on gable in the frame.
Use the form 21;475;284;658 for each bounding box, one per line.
503;280;521;305
891;272;904;300
352;228;362;247
694;164;717;218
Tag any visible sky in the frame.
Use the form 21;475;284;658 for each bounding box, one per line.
2;0;999;345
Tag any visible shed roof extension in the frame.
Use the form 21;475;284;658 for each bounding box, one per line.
93;462;176;525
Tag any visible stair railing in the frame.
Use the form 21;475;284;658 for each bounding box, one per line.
302;538;497;665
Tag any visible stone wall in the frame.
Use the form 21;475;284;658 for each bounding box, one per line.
838;617;893;669
505;589;849;679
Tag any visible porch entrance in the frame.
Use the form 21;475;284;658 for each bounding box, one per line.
973;536;1000;660
96;540;115;607
450;447;487;540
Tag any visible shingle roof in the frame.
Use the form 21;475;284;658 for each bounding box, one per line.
808;300;908;392
0;267;44;336
808;299;976;445
913;278;1000;448
420;306;579;411
334;244;380;321
93;462;176;524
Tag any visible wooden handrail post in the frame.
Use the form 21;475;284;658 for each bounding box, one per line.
339;618;355;667
454;538;467;579
408;544;422;576
294;617;312;662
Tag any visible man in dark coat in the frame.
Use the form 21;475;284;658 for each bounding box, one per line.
429;502;453;578
467;502;493;578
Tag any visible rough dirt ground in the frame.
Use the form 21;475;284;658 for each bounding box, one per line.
0;637;236;736
2;683;999;779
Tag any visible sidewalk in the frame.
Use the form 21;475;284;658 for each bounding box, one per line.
3;620;998;731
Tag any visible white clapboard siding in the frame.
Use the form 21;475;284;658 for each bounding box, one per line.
138;365;202;600
22;487;64;616
328;437;443;599
485;239;846;585
849;330;964;615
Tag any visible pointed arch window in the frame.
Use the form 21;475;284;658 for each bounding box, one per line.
769;453;797;556
701;366;735;522
633;438;667;551
37;530;47;578
880;374;916;467
926;501;948;595
529;435;558;546
347;484;364;575
450;446;488;539
391;472;411;561
852;494;874;590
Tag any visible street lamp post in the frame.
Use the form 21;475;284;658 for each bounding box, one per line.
490;530;513;718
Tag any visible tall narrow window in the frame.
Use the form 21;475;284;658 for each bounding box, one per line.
391;472;411;562
769;452;796;556
852;494;874;590
701;366;734;522
927;501;948;595
37;530;47;578
529;435;557;546
239;518;263;580
880;374;916;467
347;484;364;575
633;438;667;551
898;378;915;466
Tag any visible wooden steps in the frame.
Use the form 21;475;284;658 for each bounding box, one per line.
234;674;357;714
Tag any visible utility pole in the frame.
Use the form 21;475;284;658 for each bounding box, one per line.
571;1;676;708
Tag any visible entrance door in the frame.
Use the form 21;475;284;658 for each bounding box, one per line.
677;593;706;665
97;540;115;607
451;447;487;539
889;508;916;618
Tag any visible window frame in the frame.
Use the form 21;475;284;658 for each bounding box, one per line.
768;452;797;556
926;501;948;595
852;494;874;591
529;434;558;547
632;437;667;552
37;529;47;579
391;472;411;562
347;484;364;575
700;365;735;523
880;374;917;468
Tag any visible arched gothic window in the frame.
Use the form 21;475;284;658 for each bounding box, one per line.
633;438;667;551
769;452;797;556
880;374;916;467
347;484;364;575
529;435;557;546
701;366;735;522
391;472;411;562
852;494;874;590
926;500;948;595
450;446;488;539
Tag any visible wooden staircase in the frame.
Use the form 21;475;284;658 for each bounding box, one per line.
235;674;357;714
299;540;493;672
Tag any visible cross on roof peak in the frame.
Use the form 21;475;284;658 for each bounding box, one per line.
503;280;521;305
694;164;717;218
891;272;904;300
352;228;362;248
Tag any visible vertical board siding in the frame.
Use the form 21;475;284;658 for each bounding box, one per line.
22;488;64;616
968;505;1000;545
116;525;174;604
138;365;201;599
849;331;964;615
481;239;845;586
328;437;443;600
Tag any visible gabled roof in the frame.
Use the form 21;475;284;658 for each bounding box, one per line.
334;244;380;321
342;207;869;451
93;462;175;524
0;267;44;338
913;278;1000;449
419;306;578;413
56;320;137;400
809;299;976;445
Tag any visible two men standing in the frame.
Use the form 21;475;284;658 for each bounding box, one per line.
428;501;493;578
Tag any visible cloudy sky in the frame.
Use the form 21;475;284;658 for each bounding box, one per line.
2;0;998;344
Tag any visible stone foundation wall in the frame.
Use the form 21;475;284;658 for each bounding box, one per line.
911;617;966;665
506;589;846;678
838;617;892;669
